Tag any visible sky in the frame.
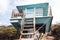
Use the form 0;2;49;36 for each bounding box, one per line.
0;0;60;25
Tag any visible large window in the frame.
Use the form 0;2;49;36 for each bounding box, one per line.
27;8;34;14
23;8;43;18
23;8;34;18
35;8;43;16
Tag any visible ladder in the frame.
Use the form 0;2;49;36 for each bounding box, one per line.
20;18;35;40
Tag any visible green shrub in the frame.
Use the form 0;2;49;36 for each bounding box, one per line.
0;26;17;39
0;27;17;34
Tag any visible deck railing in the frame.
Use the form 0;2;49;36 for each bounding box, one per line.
11;9;24;18
11;13;24;18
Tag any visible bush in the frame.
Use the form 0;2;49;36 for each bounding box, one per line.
0;27;17;34
0;26;17;40
51;24;60;40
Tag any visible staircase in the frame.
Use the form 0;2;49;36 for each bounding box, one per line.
20;18;35;40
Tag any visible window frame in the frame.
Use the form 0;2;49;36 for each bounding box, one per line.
35;8;43;16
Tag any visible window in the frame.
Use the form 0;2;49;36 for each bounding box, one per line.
35;8;43;16
27;8;34;14
19;9;23;13
23;8;34;18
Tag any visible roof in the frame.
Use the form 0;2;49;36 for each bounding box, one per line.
16;3;49;12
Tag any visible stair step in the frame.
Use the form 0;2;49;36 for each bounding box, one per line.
23;27;33;29
21;33;34;35
23;26;33;27
22;30;34;33
21;38;33;40
24;25;33;27
25;20;33;22
24;24;33;26
21;34;33;38
24;22;33;24
20;18;34;40
25;19;33;22
25;21;33;22
23;28;34;30
24;23;33;25
21;34;33;35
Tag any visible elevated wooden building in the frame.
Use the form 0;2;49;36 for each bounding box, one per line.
10;3;53;40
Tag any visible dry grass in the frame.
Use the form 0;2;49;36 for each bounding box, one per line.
0;24;60;40
41;24;60;40
48;24;60;40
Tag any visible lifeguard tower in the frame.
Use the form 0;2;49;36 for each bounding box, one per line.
10;3;53;40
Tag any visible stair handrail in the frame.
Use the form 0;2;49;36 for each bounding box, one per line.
33;18;50;40
34;18;50;35
21;13;25;34
34;24;46;35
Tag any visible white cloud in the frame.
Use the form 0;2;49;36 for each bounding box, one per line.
0;0;19;25
0;22;11;26
0;0;60;25
17;0;48;5
0;0;11;25
0;0;9;17
0;0;9;11
49;0;60;24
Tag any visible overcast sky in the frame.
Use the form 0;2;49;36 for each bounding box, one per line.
0;0;60;25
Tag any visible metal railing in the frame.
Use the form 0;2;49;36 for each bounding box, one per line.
11;13;24;18
11;9;24;18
